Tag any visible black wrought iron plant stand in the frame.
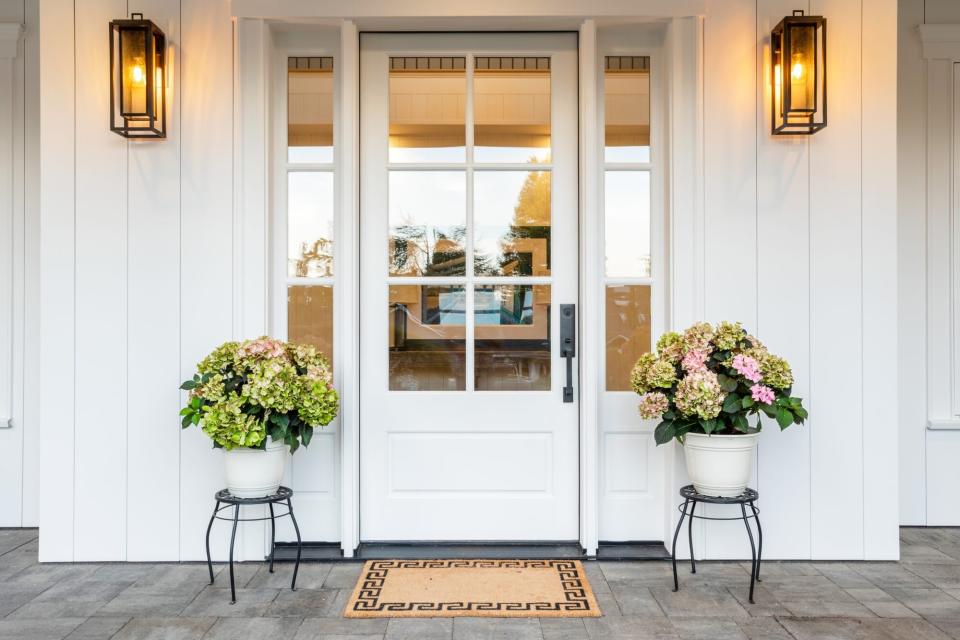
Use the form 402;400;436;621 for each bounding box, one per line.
671;484;762;603
205;486;303;603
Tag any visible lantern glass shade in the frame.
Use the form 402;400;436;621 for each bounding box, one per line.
771;11;826;135
110;14;166;138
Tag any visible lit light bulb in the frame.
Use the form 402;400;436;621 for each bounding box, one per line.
131;64;145;85
791;61;804;81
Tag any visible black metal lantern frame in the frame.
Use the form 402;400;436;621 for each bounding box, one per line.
771;10;826;135
110;13;166;138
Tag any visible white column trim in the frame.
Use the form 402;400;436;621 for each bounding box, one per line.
578;18;600;556
338;19;360;557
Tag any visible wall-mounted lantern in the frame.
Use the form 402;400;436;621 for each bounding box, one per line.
109;13;166;138
771;10;826;135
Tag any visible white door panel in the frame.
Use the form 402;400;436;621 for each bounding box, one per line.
360;33;579;541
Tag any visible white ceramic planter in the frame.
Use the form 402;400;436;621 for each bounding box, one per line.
683;430;760;497
223;438;286;498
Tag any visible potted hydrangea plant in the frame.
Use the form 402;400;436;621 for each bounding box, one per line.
632;321;807;497
180;337;339;498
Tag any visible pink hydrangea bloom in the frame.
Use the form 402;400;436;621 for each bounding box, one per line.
731;354;762;383
750;383;775;405
681;348;709;374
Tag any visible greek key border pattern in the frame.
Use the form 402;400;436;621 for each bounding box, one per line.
351;559;594;613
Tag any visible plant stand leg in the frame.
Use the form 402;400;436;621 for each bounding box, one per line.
751;501;762;582
228;504;240;604
671;498;689;592
288;497;302;591
205;500;219;585
741;502;757;604
268;502;276;574
687;500;697;574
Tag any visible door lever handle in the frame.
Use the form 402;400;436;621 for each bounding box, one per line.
560;304;575;403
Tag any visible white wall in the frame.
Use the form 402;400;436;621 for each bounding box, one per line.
0;0;39;530
898;0;960;526
688;0;899;561
34;0;899;561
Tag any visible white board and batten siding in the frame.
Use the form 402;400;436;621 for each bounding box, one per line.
899;0;960;528
36;0;899;561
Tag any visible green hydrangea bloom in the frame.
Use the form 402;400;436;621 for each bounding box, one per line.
760;354;793;389
198;341;239;376
201;392;267;449
630;353;657;395
243;359;300;413
713;321;745;351
683;322;715;352
656;332;685;363
674;370;724;420
647;358;677;389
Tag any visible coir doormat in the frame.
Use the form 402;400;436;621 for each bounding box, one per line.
343;559;602;618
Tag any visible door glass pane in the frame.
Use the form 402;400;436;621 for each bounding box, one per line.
288;57;334;163
605;285;651;391
604;171;650;278
474;171;551;277
288;285;334;365
389;171;466;276
389;285;466;391
604;56;650;163
475;284;550;391
474;58;551;164
288;172;335;277
389;57;466;163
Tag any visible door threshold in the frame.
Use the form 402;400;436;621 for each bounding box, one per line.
596;541;670;561
273;541;668;561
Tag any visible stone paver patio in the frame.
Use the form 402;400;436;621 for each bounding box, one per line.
4;528;960;638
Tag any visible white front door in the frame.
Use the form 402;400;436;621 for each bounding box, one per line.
359;33;579;541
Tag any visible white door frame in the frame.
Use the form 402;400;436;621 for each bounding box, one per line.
237;14;705;558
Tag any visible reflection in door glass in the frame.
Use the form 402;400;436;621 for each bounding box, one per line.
288;172;335;277
605;285;651;391
389;57;466;163
389;171;466;276
604;56;651;163
474;57;551;164
474;171;551;277
389;285;466;391
288;285;334;368
475;285;551;391
288;57;334;163
604;171;650;278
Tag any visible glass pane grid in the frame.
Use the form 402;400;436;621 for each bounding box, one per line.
603;55;654;391
386;51;555;393
285;57;335;370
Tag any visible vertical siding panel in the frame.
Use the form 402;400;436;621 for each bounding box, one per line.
22;0;41;528
73;0;128;560
179;0;236;561
38;0;76;562
809;0;863;559
896;0;927;527
861;0;899;559
755;0;811;560
702;0;758;560
126;0;182;561
0;0;25;527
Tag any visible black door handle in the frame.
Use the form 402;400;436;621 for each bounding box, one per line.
560;304;575;403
